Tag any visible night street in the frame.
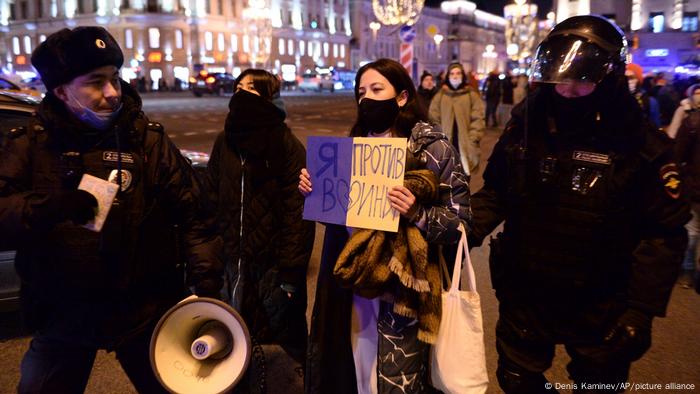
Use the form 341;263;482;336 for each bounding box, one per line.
0;92;698;393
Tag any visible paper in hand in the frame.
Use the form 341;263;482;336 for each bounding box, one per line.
77;174;119;232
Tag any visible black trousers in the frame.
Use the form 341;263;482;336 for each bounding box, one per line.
496;293;632;393
18;326;167;394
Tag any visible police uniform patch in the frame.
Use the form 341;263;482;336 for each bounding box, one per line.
108;169;133;191
660;163;681;199
572;151;612;165
103;151;135;164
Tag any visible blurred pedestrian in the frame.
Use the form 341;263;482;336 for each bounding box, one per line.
1;26;223;393
206;69;314;374
512;74;529;105
670;84;700;289
656;74;681;127
300;58;472;394
483;70;502;127
498;71;514;127
667;84;700;139
416;70;437;115
626;63;661;128
429;62;485;176
469;16;689;393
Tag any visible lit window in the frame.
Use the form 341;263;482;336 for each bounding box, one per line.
149;27;160;48
231;34;238;52
175;29;183;49
333;43;338;58
279;38;285;55
340;44;345;58
323;42;328;57
288;39;293;55
299;40;305;56
242;34;249;52
23;35;31;54
205;31;213;51
650;12;665;32
12;37;20;55
218;33;225;51
682;12;698;32
125;29;133;49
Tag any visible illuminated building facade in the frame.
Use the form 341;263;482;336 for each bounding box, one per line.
0;0;353;87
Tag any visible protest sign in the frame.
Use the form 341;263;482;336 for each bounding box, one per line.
303;136;406;232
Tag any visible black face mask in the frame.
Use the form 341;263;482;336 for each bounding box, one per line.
358;97;400;135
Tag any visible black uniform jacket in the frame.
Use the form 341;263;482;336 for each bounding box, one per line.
469;87;690;317
206;93;314;357
0;82;223;347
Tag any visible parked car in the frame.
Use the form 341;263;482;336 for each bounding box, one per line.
189;71;235;97
298;72;335;92
0;91;210;312
0;76;43;98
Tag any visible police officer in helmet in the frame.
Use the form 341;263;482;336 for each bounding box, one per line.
0;27;223;392
469;15;689;393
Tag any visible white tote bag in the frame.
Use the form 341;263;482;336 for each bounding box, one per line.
431;224;488;394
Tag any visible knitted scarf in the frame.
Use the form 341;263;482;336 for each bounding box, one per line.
333;169;442;344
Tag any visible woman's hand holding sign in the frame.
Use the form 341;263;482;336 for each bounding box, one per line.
388;186;420;221
299;168;312;196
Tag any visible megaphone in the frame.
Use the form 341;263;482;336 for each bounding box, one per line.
150;296;251;394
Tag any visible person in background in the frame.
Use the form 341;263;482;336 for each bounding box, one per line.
498;71;514;127
669;83;700;289
626;63;661;128
512;74;529;105
483;70;502;127
300;58;471;394
667;84;700;139
656;73;681;127
206;69;314;381
429;62;485;175
469;16;689;393
416;70;437;115
0;26;223;393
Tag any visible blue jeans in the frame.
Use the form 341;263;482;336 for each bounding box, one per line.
682;203;700;273
18;327;167;394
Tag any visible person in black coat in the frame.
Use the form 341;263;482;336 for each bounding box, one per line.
469;16;689;393
416;70;437;115
206;69;314;372
0;27;224;393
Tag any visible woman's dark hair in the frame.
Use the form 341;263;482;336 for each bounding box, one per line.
234;69;280;101
350;58;429;137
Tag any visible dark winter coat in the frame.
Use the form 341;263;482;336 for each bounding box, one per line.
206;90;314;359
469;84;689;316
305;122;472;394
416;86;437;115
675;109;700;202
0;82;223;348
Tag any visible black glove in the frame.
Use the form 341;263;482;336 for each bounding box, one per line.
31;190;98;227
603;309;653;362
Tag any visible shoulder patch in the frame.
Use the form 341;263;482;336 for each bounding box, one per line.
660;163;681;199
8;126;27;139
147;122;164;133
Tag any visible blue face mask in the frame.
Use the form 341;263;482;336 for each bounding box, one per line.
64;87;122;130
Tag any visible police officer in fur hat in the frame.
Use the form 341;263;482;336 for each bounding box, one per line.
0;26;224;392
468;15;690;393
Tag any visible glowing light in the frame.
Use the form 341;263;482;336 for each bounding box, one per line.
372;0;424;26
559;40;582;73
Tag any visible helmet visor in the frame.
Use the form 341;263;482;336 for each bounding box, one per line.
529;35;614;84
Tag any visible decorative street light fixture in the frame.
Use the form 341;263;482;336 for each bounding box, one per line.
372;0;424;26
369;21;381;41
433;33;444;58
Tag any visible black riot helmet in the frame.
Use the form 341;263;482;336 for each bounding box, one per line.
529;15;627;84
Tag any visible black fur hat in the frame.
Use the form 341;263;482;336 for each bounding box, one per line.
31;26;124;91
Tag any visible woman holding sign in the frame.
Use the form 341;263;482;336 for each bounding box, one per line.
300;59;472;394
206;69;315;383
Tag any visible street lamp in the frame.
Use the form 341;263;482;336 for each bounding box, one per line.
242;0;272;68
369;21;381;57
433;33;443;58
372;0;424;26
